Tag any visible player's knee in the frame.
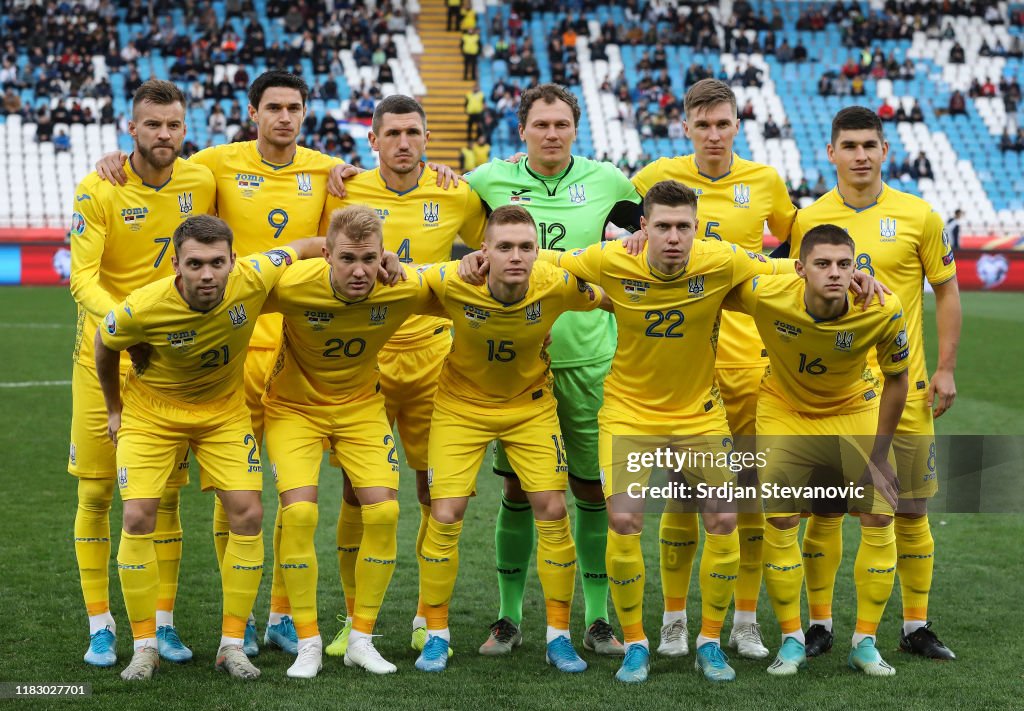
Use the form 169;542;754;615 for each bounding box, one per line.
568;477;603;503
156;486;180;514
703;511;737;535
529;494;567;521
77;478;114;513
608;511;643;535
362;498;399;527
122;503;157;535
766;514;800;531
860;512;893;528
224;495;263;535
430;498;467;524
282;500;319;529
502;475;528;502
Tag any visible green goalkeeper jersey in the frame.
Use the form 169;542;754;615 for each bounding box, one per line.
466;155;642;367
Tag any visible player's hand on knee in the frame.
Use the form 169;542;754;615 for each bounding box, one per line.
127;343;153;373
327;162;362;198
458;250;488;284
106;412;122;445
378;251;406;285
621;228;647;256
96;151;129;186
850;271;891;308
928;368;957;417
861;457;899;511
428;162;461;189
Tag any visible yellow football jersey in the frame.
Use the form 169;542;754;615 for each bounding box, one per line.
632;153;796;368
191;141;342;349
790;184;956;401
100;248;297;403
262;262;444;407
724;273;909;415
420;260;601;403
70;159;216;368
319;164;487;345
548;240;793;424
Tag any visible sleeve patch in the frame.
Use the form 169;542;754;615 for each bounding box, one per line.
894;329;908;349
942;252;955;266
745;250;767;263
104;311;117;335
71;212;86;236
263;249;293;267
892;348;909;363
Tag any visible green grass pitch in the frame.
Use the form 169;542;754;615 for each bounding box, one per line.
0;287;1021;710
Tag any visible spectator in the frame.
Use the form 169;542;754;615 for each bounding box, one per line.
899;58;916;80
472;132;490;167
2;87;22;115
945;209;963;251
739;98;756;120
910;100;924;122
898;155;915;181
878;100;895;121
54;128;70;152
780;120;793;139
459;0;477;32
949;42;966;64
461;26;480;80
793;40;808;62
208;104;227;141
913;151;933;180
812;174;828;199
763;115;781;139
949;90;967;115
667;111;684;139
465;81;485;140
851;75;865;96
895;104;909;122
776;39;793;63
446;0;461;32
35;107;53;142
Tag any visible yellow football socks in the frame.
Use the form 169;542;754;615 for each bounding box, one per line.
607;530;646;643
280;501;320;640
699;531;740;642
337;499;363;617
659;511;698;617
75;478;114;618
352;500;399;634
803;514;844;624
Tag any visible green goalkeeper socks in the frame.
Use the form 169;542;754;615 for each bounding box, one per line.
495;496;534;626
575;499;610;626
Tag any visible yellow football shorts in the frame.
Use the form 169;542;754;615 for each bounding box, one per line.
427;388;567;499
264;393;400;494
379;329;450;472
716;365;765;438
598;404;734;500
244;347;277;442
116;382;261;500
893;397;938;499
756;396;894;516
69;361;188;485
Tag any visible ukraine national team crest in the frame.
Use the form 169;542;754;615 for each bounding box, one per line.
228;303;248;328
525;300;542;323
687;275;705;298
121;206;149;231
178;192;193;215
834;330;854;352
305;310;334;330
117;466;128;490
568;183;586;204
369;305;388;325
733;183;750;207
296;172;312;195
463;304;490;328
880;217;897;242
235;173;265;198
423;201;440;226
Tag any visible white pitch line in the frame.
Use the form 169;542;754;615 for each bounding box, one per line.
0;380;71;388
0;323;73;329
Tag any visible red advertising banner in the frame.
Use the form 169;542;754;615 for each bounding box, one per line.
954;251;1024;291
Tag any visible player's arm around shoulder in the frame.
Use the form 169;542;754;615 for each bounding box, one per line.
539;241;609;284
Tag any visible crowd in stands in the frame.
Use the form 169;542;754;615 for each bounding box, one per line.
887;150;935;182
787;173;830;203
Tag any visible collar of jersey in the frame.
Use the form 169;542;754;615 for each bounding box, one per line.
377;164;425;196
486;280;530;307
255;142;296;170
645;250;689;281
835;183;885;212
804;294;850;323
523;155;575;196
128;153;174;191
693;153;734;182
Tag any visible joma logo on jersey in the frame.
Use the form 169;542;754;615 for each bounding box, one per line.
178;192;193;214
296;172;312;194
305;310;333;330
121;206;149;230
369;305;388;325
880;217;897;242
687;275;705;298
568;183;586;204
166;329;198;348
228;303;247;328
621;278;649;301
773;320;802;340
235;173;264;197
733;183;750;207
834;330;854;352
463;305;490;328
525;301;542;323
423;201;440;225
